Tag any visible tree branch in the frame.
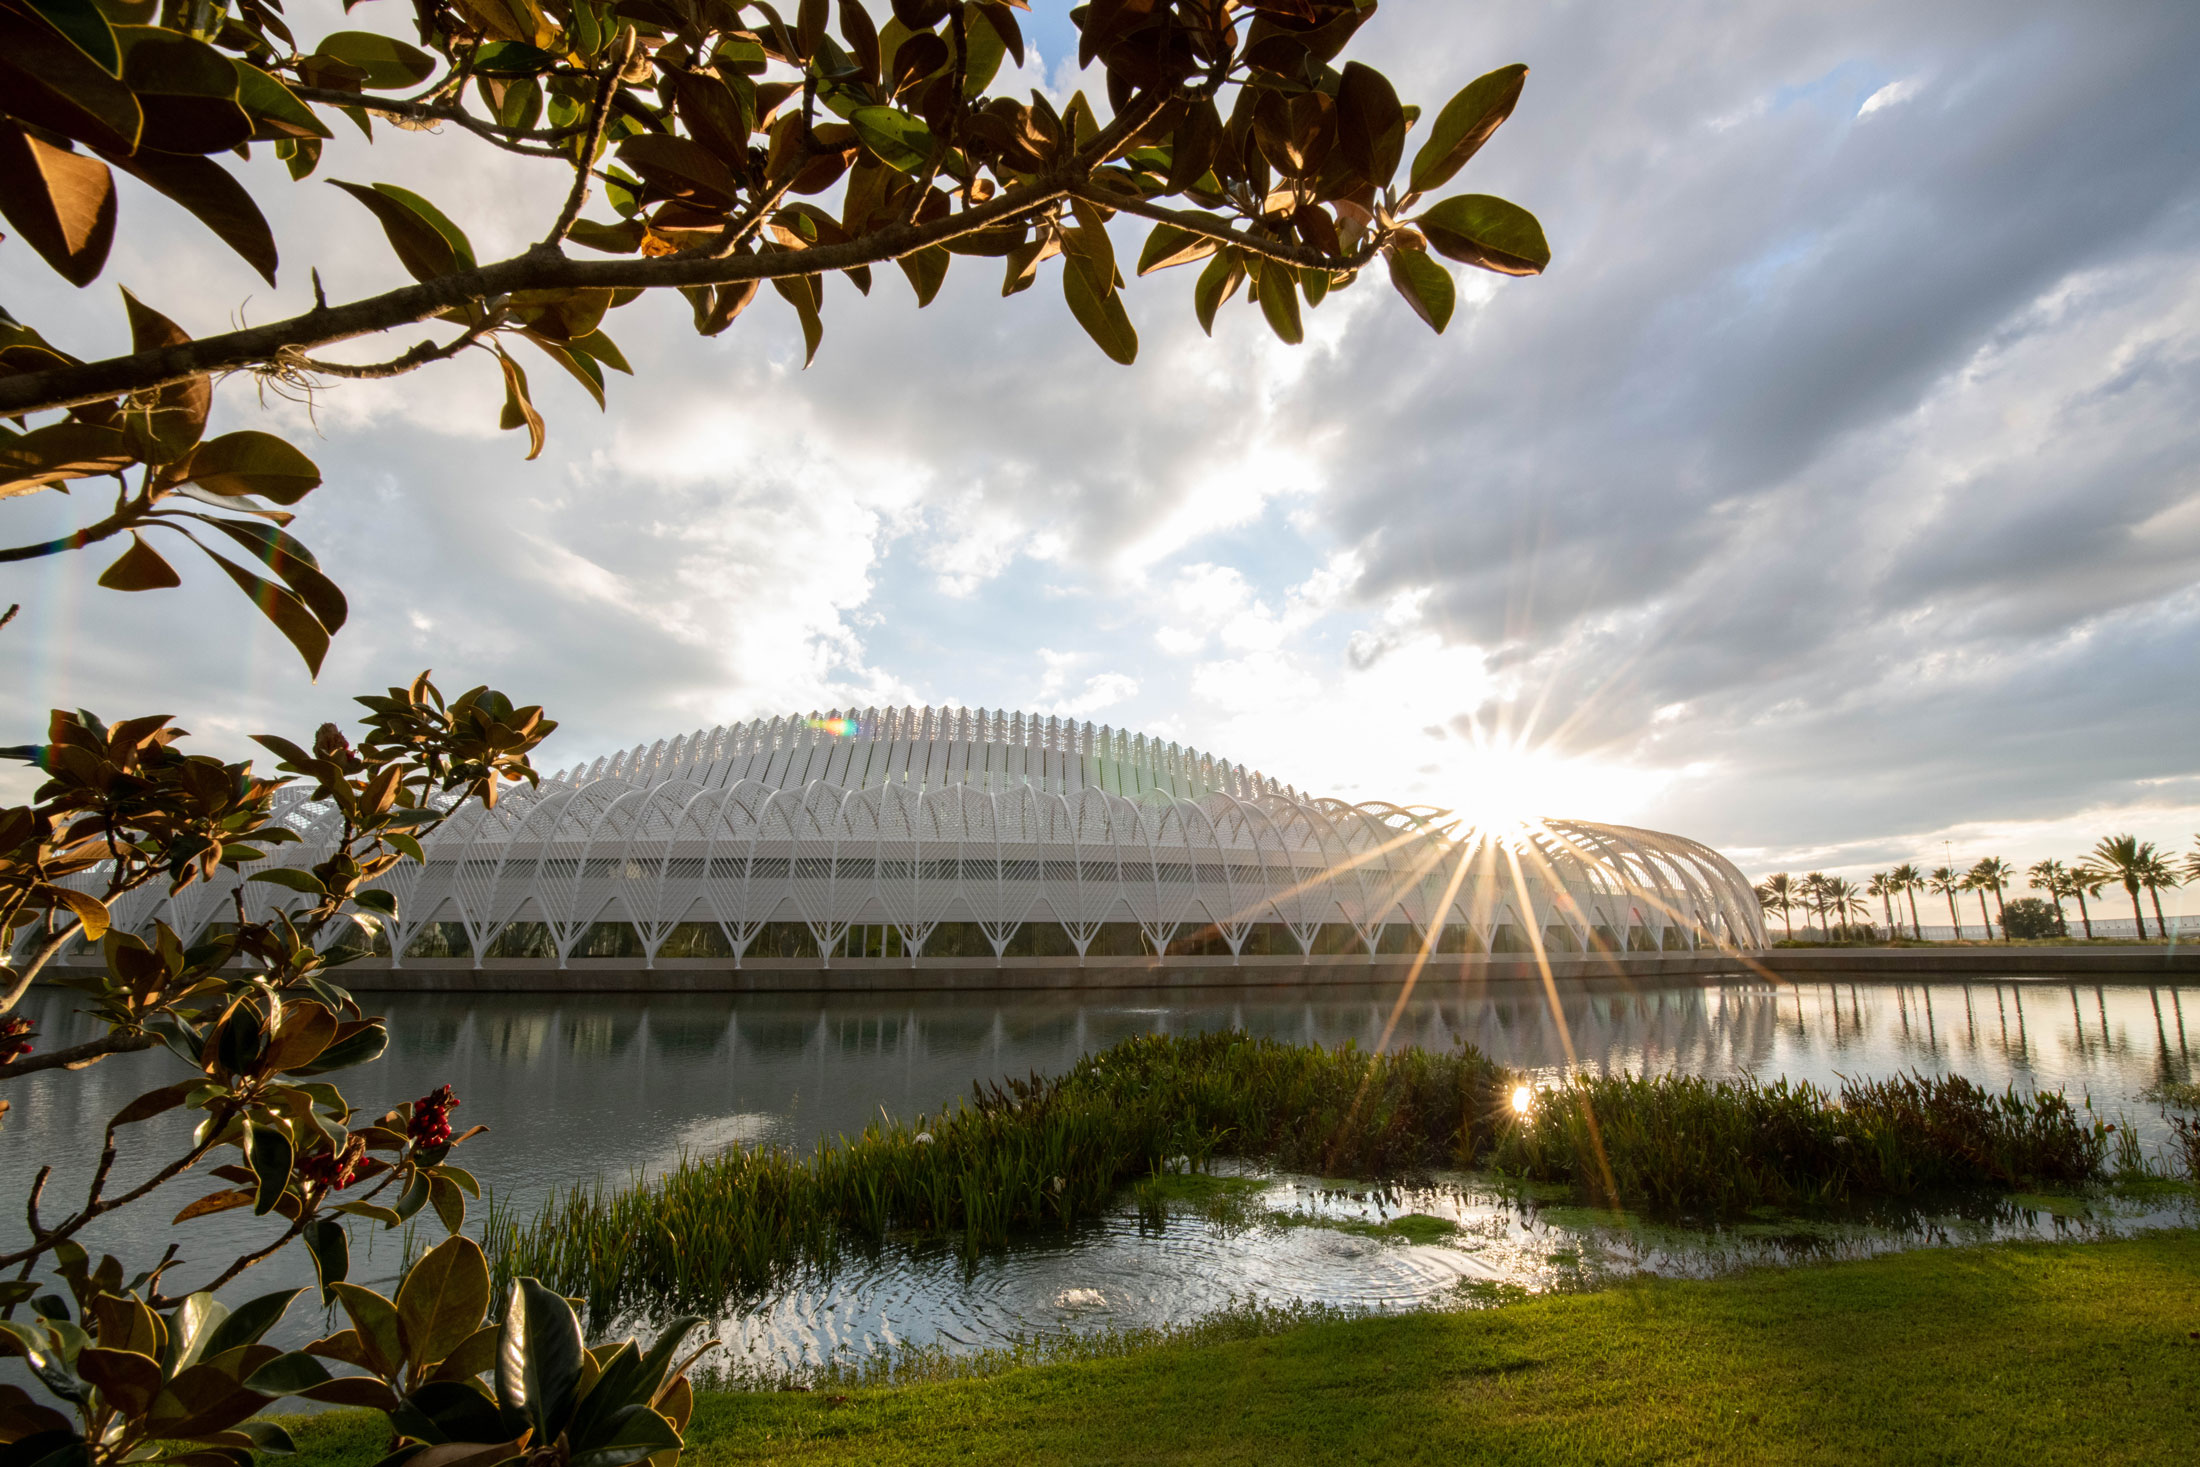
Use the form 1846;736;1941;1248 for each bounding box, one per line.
1066;187;1380;273
285;318;501;381
542;32;636;249
0;1031;158;1081
0;175;1079;417
0;491;152;565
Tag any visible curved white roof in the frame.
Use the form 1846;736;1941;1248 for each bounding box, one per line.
97;707;1768;966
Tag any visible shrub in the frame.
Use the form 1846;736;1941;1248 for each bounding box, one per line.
2000;898;2064;940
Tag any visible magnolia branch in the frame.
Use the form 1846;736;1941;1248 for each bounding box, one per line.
0;87;1362;417
288;86;584;157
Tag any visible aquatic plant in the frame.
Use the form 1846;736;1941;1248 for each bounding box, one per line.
488;1033;2117;1323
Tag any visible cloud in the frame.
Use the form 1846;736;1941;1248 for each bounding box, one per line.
3;0;2197;910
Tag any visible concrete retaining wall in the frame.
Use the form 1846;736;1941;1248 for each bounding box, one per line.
98;944;2185;993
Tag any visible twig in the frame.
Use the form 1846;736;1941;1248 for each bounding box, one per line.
541;30;637;250
281;319;501;382
288;86;582;156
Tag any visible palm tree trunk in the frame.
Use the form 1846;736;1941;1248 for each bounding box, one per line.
1906;890;1922;940
1945;890;1963;940
1975;889;1994;940
1994;887;2008;935
2075;886;2093;939
2149;887;2168;942
1781;903;1793;941
2125;881;2148;940
1880;892;1894;937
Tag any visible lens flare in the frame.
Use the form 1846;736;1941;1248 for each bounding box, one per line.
807;717;862;738
1511;1085;1533;1115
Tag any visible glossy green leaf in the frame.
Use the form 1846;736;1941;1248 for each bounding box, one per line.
1062;262;1136;365
119;290;209;460
1136;219;1220;275
1385;246;1455;333
302;1219;349;1305
1192;251;1242;336
99;146;277;286
849;105;935;172
311;31;439;90
96;534;179;592
396;1236;492;1372
199;545;331;677
233;61;332;141
0;120;116;288
201;1289;300;1358
244;1121;294;1214
497;1278;584;1440
329;1283;405;1379
330;180;476;284
1408;64;1528;196
23;0;120;75
1255;262;1304;345
185;431;321;504
897;245;949;307
1415;194;1550;276
1337;61;1405;188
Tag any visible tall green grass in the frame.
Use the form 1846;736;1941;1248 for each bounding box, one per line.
484;1033;2115;1324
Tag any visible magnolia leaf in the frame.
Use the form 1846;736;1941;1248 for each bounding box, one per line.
770;276;824;367
119;289;209;461
1136;220;1219;275
185;431;321;504
245;1121;294;1214
498;1279;584;1440
1062;262;1136;365
96;533;181;592
0;119;116;287
330;180;476;283
849;105;934;172
193;518;347;634
1255;262;1304;345
249;868;328;895
1337;62;1406;189
52;885;111;938
24;0;122;74
1192;251;1243;336
396;1236;492;1371
311;31;439;89
615;135;742;208
0;8;144;155
493;348;547;459
99;146;277;285
1385;246;1455;333
302;1220;348;1305
1415;194;1550;276
1408;64;1528;196
173;1187;257;1224
0;421;134;495
200;546;331;676
897;245;948;307
115;25;253;155
233;60;331;141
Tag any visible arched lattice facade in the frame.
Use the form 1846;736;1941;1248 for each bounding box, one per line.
91;707;1767;966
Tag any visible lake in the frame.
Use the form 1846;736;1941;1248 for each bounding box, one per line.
5;974;2194;1379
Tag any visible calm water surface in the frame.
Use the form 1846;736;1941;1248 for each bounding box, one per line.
6;975;2195;1378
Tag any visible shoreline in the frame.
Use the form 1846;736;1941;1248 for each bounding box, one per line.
43;943;2195;993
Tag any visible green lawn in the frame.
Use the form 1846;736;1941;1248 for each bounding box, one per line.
286;1231;2200;1466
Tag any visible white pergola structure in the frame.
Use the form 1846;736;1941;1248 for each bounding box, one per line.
91;707;1767;966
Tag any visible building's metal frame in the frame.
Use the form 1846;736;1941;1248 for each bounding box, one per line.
92;707;1768;966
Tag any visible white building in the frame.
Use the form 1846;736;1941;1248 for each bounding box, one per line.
97;707;1767;968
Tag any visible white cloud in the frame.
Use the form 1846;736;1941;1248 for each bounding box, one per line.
1858;76;1924;116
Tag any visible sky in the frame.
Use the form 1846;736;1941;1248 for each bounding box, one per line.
4;0;2198;906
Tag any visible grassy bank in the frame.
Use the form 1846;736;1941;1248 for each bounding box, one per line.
487;1032;2118;1323
288;1230;2200;1466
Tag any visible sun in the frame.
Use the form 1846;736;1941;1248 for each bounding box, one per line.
1429;736;1663;838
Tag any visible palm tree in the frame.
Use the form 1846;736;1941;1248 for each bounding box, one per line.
1866;872;1898;939
2137;852;2180;942
1929;866;1965;940
1800;871;1832;940
1968;857;2013;939
1822;877;1867;937
2027;859;2071;936
2089;835;2158;939
2068;862;2105;940
1754;873;1798;940
2185;835;2200;887
1889;862;1925;939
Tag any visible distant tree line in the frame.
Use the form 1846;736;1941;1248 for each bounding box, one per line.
1753;835;2197;943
